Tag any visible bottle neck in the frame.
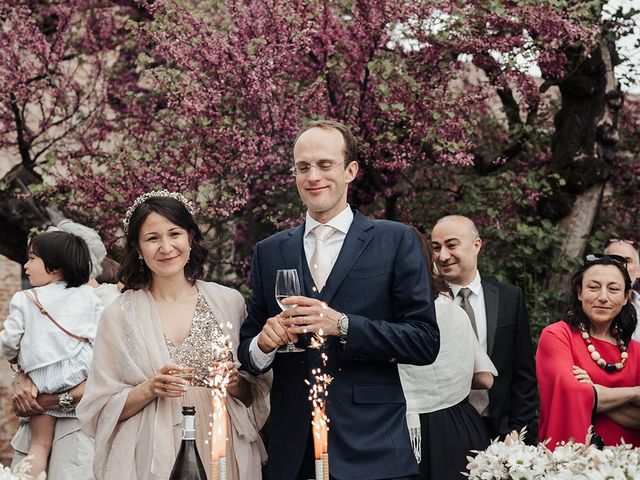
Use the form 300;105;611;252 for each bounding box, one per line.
182;414;196;440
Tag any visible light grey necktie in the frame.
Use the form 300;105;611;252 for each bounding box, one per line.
458;287;490;415
310;225;335;292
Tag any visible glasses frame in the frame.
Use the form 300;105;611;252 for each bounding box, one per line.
289;160;349;177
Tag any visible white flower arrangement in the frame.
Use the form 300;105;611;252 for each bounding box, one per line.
466;429;640;479
0;461;45;480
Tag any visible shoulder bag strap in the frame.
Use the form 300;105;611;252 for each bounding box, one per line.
24;289;90;343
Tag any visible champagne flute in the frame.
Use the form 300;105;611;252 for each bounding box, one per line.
171;366;196;387
275;269;304;353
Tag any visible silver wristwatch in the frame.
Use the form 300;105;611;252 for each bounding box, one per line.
58;391;74;412
338;314;349;341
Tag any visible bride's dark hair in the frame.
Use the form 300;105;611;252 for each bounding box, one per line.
119;196;207;291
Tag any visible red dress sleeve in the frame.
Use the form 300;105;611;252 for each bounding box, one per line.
536;322;594;448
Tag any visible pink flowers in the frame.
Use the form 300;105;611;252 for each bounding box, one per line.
4;0;636;283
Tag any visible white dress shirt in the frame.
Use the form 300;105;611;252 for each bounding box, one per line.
631;290;640;342
449;270;488;352
249;206;354;370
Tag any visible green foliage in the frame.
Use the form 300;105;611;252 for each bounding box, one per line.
480;217;575;342
402;165;575;341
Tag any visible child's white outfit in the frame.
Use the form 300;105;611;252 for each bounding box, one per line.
1;281;103;417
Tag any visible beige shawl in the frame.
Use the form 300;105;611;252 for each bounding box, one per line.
77;281;271;479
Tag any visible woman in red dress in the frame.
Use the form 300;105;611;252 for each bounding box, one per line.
537;254;640;449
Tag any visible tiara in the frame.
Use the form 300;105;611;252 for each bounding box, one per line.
122;190;195;234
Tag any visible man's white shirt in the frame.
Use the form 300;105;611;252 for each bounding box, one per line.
449;270;488;353
631;290;640;343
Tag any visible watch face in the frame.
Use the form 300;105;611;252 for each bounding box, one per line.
339;316;348;336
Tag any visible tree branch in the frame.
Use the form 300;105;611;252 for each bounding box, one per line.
496;86;522;131
9;93;34;171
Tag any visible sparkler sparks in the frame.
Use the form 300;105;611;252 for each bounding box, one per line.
306;330;332;479
208;333;232;480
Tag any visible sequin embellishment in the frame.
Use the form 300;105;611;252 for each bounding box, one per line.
165;291;232;387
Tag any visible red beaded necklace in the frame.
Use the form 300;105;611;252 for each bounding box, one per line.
580;324;628;372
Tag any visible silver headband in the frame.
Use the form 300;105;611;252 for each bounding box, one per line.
122;190;195;234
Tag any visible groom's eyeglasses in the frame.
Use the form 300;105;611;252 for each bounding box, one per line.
290;160;346;176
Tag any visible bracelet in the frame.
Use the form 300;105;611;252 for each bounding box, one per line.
58;392;75;412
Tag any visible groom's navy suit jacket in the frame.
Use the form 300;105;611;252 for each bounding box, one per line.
238;211;440;480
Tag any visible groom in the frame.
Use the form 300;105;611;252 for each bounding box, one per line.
238;119;439;480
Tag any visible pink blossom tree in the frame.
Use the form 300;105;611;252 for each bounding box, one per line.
55;1;595;264
1;0;638;320
0;0;146;261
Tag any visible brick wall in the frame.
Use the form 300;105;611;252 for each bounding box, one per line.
0;255;22;466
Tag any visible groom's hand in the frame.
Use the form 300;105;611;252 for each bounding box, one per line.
280;296;341;336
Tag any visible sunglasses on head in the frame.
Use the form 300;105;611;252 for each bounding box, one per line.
584;253;627;267
605;238;638;249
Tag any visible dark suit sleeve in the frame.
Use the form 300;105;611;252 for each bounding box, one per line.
507;287;537;431
238;243;270;376
341;226;440;366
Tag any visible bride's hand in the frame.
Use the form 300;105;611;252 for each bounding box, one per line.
151;364;190;398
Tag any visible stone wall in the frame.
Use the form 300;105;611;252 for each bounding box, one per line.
0;256;22;466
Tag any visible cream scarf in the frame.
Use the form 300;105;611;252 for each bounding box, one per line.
77;281;271;479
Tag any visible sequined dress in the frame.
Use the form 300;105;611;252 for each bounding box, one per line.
165;291;239;479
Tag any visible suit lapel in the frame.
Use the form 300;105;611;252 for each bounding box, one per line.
483;279;499;356
279;223;309;295
320;211;373;305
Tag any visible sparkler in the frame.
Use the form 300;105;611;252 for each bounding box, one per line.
208;332;232;480
307;330;332;480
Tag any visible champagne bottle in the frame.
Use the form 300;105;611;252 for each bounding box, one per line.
169;406;207;480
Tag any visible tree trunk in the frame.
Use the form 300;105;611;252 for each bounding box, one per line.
556;182;606;259
546;34;622;288
0;165;51;264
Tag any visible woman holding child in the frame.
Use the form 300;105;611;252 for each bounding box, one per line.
2;230;103;478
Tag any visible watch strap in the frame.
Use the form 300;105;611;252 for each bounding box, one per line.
338;314;349;340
